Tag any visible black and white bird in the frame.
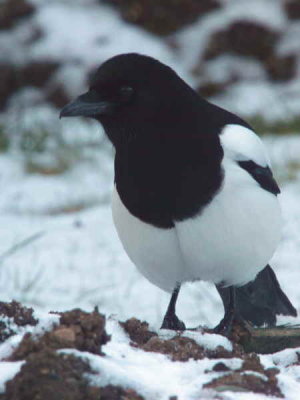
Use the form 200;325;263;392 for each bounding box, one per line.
60;53;296;334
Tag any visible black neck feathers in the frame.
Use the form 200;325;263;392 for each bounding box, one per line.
114;99;226;228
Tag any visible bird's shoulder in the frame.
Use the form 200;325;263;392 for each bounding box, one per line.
219;124;280;195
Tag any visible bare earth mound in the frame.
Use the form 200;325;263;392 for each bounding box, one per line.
1;301;299;399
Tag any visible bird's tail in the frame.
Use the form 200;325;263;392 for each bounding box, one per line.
217;265;297;327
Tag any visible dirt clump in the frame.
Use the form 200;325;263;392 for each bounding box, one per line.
97;385;145;400
204;370;282;397
59;308;110;354
265;54;297;82
284;0;300;20
0;0;35;29
120;318;282;396
101;0;220;35
121;317;157;346
0;301;38;343
5;350;145;400
204;20;279;62
200;19;296;88
205;352;282;397
4;308;147;399
122;318;234;361
143;335;206;361
0;61;60;110
5;350;92;400
10;308;109;361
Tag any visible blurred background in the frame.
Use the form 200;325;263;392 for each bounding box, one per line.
0;0;300;329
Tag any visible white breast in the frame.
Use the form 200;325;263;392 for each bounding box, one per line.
112;188;188;292
175;123;282;286
112;124;282;291
175;157;282;286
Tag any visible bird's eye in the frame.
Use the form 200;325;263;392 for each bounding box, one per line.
119;86;134;102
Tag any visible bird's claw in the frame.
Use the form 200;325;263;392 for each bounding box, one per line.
161;314;186;331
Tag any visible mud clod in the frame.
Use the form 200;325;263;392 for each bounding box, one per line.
204;370;282;397
6;349;145;400
122;319;234;361
59;308;110;354
143;335;206;361
121;318;157;346
101;0;220;36
97;385;144;400
10;308;109;361
205;351;282;397
0;301;37;327
5;350;93;400
0;0;35;29
0;301;38;343
204;20;279;62
241;353;265;374
284;0;300;20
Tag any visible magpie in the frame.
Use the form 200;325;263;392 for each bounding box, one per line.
60;53;297;334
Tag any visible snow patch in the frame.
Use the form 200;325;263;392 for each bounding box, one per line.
0;361;24;393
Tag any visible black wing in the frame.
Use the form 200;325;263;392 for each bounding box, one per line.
217;265;297;327
238;160;280;195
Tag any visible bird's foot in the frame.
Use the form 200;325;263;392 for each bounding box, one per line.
161;314;186;331
214;312;249;337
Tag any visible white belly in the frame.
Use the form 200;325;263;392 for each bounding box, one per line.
112;188;187;292
175;159;282;286
112;159;282;292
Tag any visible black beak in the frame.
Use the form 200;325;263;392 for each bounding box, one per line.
60;91;115;119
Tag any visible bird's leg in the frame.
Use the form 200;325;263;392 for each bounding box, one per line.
161;284;186;331
214;286;240;335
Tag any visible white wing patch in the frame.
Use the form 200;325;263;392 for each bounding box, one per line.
220;124;270;167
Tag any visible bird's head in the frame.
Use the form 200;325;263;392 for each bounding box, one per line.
60;53;198;146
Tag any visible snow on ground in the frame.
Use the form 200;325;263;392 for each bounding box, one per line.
260;347;300;400
0;361;24;393
61;319;239;400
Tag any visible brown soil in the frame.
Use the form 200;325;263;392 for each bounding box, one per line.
121;317;157;346
204;20;279;62
199;19;297;89
204;351;282;397
204;368;282;397
101;0;220;36
120;318;283;396
123;318;246;361
197;78;238;98
10;308;110;361
0;61;60;110
0;301;38;343
0;304;283;399
5;350;144;400
284;0;300;20
0;0;35;30
142;335;207;361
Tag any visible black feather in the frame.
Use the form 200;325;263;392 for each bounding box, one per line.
238;160;280;195
217;265;297;327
